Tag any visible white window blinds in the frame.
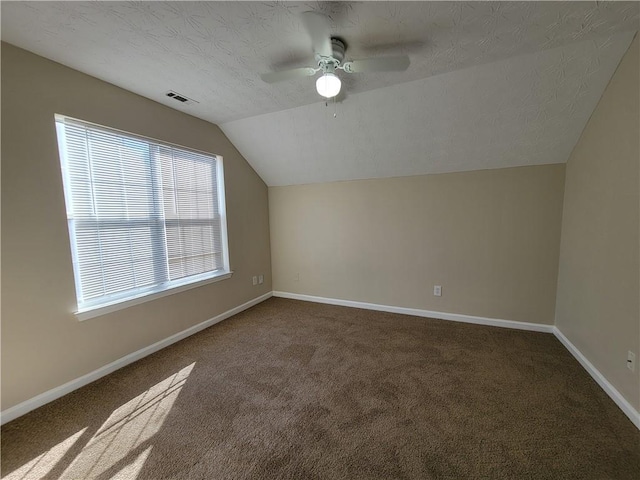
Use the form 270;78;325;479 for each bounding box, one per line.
55;116;230;314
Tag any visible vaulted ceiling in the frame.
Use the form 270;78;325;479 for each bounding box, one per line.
2;2;638;185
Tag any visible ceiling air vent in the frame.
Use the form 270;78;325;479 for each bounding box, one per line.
165;90;198;105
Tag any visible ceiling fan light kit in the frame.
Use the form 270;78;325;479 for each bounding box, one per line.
260;11;410;100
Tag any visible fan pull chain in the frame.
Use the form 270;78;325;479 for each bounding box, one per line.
324;98;338;118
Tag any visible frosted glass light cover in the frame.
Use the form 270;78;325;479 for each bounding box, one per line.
316;73;341;98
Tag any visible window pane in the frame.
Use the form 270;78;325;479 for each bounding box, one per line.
56;116;228;312
158;148;223;281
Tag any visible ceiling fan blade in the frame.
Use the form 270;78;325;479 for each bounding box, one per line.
300;11;332;57
260;67;317;84
342;56;410;74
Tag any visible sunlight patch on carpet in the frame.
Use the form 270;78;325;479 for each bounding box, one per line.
47;363;195;479
110;445;154;480
4;428;87;480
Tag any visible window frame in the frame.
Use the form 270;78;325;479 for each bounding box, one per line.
55;114;232;321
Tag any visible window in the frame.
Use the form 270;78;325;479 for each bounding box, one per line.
55;115;231;320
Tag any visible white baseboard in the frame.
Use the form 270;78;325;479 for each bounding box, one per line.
0;292;273;426
272;291;554;333
553;327;640;429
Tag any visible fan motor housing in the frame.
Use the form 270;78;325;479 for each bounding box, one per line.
331;38;346;63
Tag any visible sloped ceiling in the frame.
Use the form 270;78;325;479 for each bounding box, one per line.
223;32;634;186
2;2;638;185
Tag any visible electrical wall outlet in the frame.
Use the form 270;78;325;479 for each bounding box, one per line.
433;285;442;296
628;351;636;372
258;274;264;284
294;273;300;282
252;276;258;286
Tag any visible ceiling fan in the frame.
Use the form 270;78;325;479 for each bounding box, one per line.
260;11;410;99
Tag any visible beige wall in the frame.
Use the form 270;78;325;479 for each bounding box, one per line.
1;43;272;410
555;36;639;410
270;164;565;324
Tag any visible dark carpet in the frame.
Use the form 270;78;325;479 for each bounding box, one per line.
2;297;639;479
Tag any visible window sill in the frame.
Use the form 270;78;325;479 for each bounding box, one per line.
75;271;233;321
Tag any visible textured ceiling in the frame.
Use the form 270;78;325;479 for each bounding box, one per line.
1;1;638;185
1;1;638;123
222;31;635;186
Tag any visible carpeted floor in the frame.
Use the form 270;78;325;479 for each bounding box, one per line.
2;297;639;479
